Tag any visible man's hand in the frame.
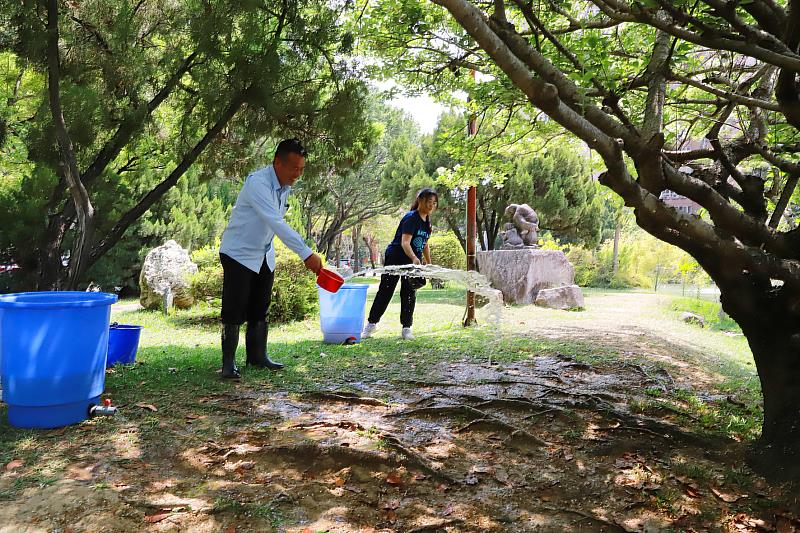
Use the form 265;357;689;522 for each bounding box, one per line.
303;253;323;274
412;256;421;266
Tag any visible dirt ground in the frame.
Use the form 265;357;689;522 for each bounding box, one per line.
1;341;799;532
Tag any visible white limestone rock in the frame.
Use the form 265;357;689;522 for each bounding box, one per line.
679;311;706;327
139;240;198;310
534;285;585;310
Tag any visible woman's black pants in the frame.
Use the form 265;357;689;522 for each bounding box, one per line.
367;270;417;328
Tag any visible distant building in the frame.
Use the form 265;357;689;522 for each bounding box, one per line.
659;189;702;215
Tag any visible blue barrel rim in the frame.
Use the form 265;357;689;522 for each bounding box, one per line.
0;291;118;309
109;323;143;330
317;283;369;291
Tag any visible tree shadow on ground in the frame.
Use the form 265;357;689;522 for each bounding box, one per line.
1;327;798;531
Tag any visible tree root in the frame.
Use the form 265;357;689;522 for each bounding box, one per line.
406;519;465;532
472;398;549;411
394;379;462;387
303;391;389;407
264;443;400;469
539;505;629;532
263;442;457;483
609;411;725;448
595;424;670;439
523;408;563;420
386;405;487;421
291;420;367;432
455;418;547;447
379;433;460;484
471;380;620;405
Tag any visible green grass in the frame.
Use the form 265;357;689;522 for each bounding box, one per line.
668;296;742;332
0;287;761;471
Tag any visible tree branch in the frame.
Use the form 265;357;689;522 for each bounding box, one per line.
87;92;247;268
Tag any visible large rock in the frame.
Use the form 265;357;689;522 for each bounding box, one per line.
477;249;574;305
139;240;198;310
680;311;706;327
534;285;585;310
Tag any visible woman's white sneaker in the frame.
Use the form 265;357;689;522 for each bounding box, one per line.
362;322;378;338
401;327;414;340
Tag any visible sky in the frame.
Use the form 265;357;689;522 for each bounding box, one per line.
387;93;444;135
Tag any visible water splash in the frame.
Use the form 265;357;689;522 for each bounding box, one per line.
344;264;504;327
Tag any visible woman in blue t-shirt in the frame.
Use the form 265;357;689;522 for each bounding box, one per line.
363;188;438;340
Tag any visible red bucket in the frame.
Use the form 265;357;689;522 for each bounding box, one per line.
317;268;344;293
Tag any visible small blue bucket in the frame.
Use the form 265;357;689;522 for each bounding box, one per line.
106;323;142;367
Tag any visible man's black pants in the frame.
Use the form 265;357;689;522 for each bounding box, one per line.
220;253;274;325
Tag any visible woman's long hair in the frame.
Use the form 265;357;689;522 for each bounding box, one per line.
410;188;439;211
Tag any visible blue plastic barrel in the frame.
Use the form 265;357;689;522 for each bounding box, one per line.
318;284;369;343
107;323;143;367
0;291;117;428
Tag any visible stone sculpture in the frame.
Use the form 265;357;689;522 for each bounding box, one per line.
480;203;584;308
501;203;539;248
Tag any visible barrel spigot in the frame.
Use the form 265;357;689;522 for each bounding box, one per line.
89;398;117;417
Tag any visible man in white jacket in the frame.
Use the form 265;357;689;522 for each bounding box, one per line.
218;138;323;379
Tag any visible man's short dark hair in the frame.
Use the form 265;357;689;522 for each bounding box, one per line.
275;138;307;160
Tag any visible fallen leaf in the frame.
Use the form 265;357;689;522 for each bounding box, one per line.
385;510;397;523
776;517;794;533
442;504;455;516
225;525;237;533
66;464;96;481
144;511;171;523
470;465;494;474
683;484;701;498
334;476;345;487
135;403;158;412
464;474;479;486
5;459;23;471
436;483;449;493
386;472;402;486
710;486;743;503
382;498;401;510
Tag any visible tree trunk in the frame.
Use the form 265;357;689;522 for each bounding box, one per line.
353;225;361;272
46;0;94;290
362;233;377;269
720;283;800;481
612;220;621;278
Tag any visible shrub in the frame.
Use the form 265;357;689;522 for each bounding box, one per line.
429;232;466;270
566;245;599;287
428;232;465;289
270;240;319;324
189;241;224;304
189;239;318;324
